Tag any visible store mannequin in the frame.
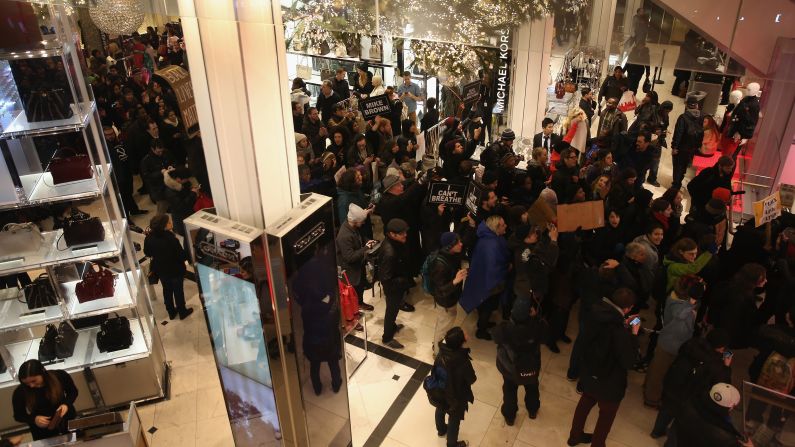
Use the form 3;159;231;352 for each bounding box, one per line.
729;82;760;141
718;90;743;154
360;35;371;60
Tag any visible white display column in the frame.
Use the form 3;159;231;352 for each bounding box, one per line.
176;0;300;229
586;0;618;75
509;18;554;138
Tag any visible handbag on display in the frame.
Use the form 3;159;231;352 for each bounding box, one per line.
49;149;93;184
564;80;577;93
22;274;59;310
96;313;133;352
369;36;382;61
62;212;105;248
22;88;74;122
54;321;78;359
338;272;359;322
75;264;116;303
555;80;565;99
334;43;348;58
0;222;44;256
38;324;59;362
296;63;312;80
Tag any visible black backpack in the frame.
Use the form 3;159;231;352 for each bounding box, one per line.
503;342;541;385
423;359;449;409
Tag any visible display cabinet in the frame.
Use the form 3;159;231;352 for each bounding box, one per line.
0;1;165;433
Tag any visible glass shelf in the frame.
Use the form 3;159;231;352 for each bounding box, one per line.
0;164;110;212
0;317;152;386
61;271;138;320
0;288;63;333
286;50;397;68
0;219;126;277
0;101;94;140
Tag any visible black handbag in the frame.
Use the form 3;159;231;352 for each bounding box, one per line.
38;324;59;362
62;212;105;247
55;322;78;359
0;353;7;373
96;313;133;352
22;274;59;310
642;77;651;94
23;89;74;122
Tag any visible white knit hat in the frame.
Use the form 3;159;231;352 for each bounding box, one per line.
347;204;368;223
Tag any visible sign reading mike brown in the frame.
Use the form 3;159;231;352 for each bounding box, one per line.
154;66;200;139
359;94;392;120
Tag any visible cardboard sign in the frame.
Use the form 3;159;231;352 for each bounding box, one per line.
428;182;467;207
527;198;556;226
462;80;482;105
464;181;487;215
154;66;200;138
780;184;795;209
359;94;392;120
556;200;605;232
753;191;782;227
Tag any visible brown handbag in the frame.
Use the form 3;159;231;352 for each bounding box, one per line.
75;264;116;303
555;81;565;99
49;148;93;184
564;81;577;93
62;212;105;247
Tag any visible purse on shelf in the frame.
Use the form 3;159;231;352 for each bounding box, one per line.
23;88;74;122
555;79;565;99
38;324;59;362
38;322;78;362
75;264;116;303
0;222;44;256
564;80;577;93
62;211;105;248
22;273;59;310
49;148;93;185
96;312;133;353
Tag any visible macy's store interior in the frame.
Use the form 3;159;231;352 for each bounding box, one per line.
0;0;794;446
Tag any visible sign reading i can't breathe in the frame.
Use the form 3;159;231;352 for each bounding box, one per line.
753;191;782;227
462;80;482;105
428;182;467;207
359;94;392;120
465;181;487;215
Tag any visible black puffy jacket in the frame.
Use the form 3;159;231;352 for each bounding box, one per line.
377;237;414;294
672;110;704;153
675;395;745;447
435;343;476;417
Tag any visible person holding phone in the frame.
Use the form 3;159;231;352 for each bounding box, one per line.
12;360;78;440
336;203;377;312
568;288;640;447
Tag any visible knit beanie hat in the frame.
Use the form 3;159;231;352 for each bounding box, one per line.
347;204;368;223
710;383;741;408
439;232;459;250
711;187;731;205
501;128;516;141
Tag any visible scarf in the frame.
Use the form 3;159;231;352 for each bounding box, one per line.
653;211;670;231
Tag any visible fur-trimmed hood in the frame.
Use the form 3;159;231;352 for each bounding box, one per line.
163;170;184;192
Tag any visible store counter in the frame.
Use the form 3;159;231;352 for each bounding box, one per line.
20;403;147;447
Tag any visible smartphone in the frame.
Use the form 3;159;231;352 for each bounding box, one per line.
723;350;733;359
629;317;641;326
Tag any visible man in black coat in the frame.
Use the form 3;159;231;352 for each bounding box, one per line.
336;203;377;311
671;96;704;188
163;167;197;237
331;67;350;100
598;66;629;105
492;298;547;425
687;156;735;215
621;130;655;187
376;174;428;280
551;148;582;204
378;218;415;349
568;288;639;447
103;126;147;217
140;139;174;214
674;383;748;447
429;232;468;352
533;118;561;160
578;88;597;127
316;80;342;125
525;147;550;199
434;327;477;447
480;129;516;173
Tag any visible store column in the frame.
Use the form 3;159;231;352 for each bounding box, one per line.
175;0;300;229
586;0;618;69
509;18;554;138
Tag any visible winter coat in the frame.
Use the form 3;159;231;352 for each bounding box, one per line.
663;252;712;293
672;111;704;153
492;317;545;381
421;203;454;255
687;165;733;213
429;249;463;308
577;298;639;401
715;284;770;349
331;77;350;101
460;221;511;313
316;91;342;124
301;117;325;157
657;293;697;355
512;237;559;299
377;237;414;295
335;188;369;226
335;222;368;286
525;160;550;199
140;151;174;202
632;234;660;271
375;181;426;230
662;337;731;412
144;230;187;279
674;396;745;447
163;173;197;236
550;161;581;204
599;75;628;102
435;342;476;417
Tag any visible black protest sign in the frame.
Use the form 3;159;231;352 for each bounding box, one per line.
359;94;392;120
462;80;481;105
428;182;467;207
464;180;486;215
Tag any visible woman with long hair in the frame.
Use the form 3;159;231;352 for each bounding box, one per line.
699;114;720;157
144;214;194;320
336;169;372;239
12;360;78;440
561;107;588;154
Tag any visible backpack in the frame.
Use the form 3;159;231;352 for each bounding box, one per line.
423;360;449;409
421;251;449;297
503;341;541;385
758;352;795;394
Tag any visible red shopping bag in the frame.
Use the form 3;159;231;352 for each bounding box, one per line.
618;91;636;112
338;272;359;322
193;191;214;212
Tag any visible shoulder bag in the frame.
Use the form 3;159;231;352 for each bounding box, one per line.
49;148;93;185
75;264;116;303
338;271;359;322
38;324;59;362
0;222;44;256
62;212;105;247
96;312;133;352
23;88;74;122
54;322;78;359
22;273;59;310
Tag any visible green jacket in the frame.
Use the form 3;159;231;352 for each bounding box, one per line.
663;252;712;292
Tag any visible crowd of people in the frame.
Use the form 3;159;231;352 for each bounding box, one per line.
294;62;792;447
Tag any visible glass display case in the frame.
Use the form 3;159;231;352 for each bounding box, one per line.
0;1;165;432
